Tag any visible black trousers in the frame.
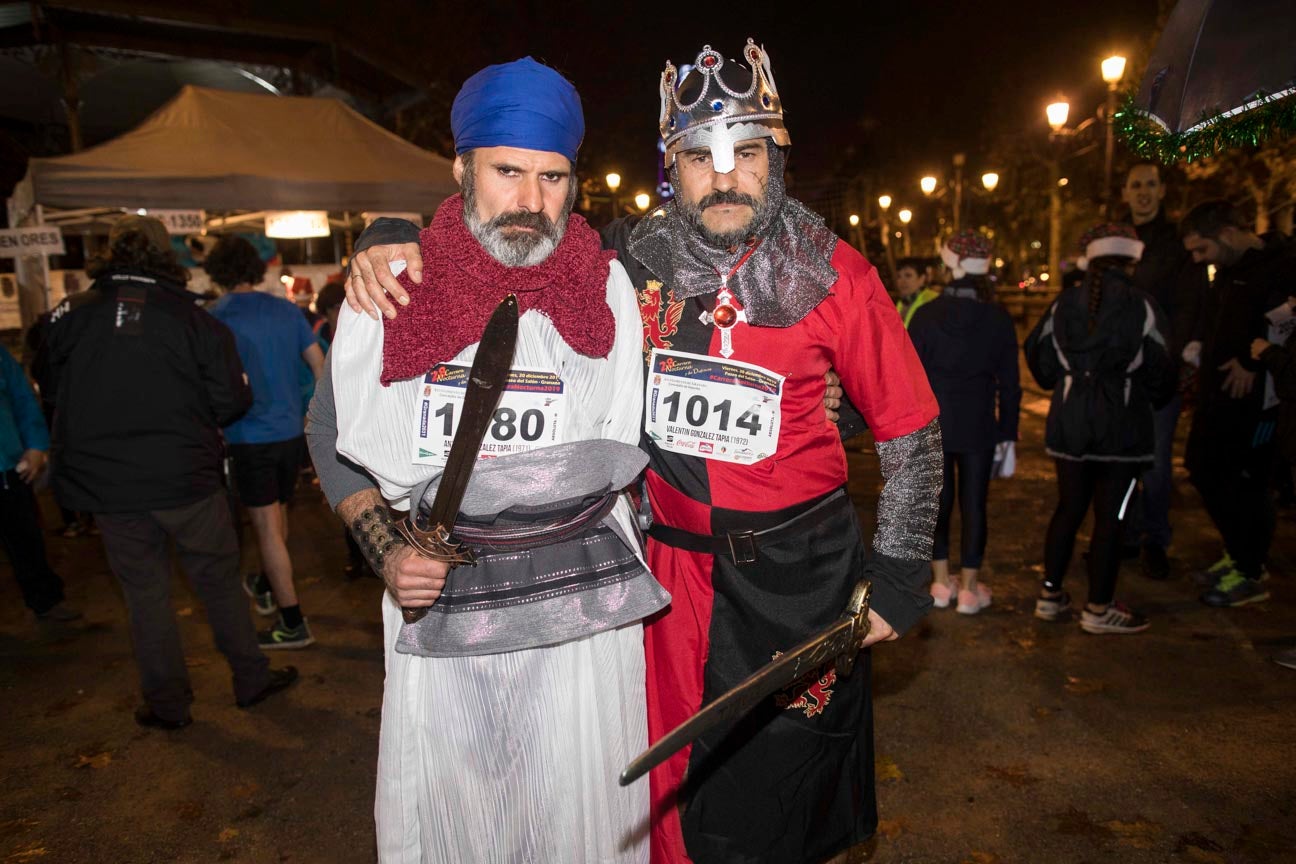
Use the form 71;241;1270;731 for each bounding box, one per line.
931;449;995;569
1191;441;1276;579
0;470;64;614
1044;459;1141;607
95;490;270;721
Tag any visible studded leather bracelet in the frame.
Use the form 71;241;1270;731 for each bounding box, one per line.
350;505;406;575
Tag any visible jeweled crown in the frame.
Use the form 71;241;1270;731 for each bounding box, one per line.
659;38;789;173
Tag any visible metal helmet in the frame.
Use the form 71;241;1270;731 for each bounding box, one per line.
659;38;790;174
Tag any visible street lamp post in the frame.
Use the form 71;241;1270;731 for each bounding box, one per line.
898;208;913;256
605;172;622;219
1045;101;1071;285
877;195;897;276
1101;54;1127;212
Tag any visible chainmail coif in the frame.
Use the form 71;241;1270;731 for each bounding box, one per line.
627;143;839;328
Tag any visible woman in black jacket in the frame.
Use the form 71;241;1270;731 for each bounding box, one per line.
910;230;1021;614
1024;223;1176;634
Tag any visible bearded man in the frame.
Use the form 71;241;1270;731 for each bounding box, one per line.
308;58;668;862
347;41;941;864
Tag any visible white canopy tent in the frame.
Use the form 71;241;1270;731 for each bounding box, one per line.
14;84;456;212
6;85;456;324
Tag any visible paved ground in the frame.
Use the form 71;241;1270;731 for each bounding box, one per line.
2;385;1294;864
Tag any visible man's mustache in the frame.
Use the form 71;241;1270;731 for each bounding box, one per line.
489;210;556;237
699;190;760;210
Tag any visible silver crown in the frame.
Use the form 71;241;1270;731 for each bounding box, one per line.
659;38;789;174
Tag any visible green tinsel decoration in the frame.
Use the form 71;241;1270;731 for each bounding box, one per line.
1115;90;1296;163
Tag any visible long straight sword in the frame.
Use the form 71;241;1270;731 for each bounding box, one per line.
619;580;872;786
394;294;519;623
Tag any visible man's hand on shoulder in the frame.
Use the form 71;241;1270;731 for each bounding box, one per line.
823;369;843;424
347;242;422;320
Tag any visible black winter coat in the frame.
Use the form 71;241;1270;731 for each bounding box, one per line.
908;286;1020;453
1024;269;1175;463
1131;210;1206;357
38;270;251;512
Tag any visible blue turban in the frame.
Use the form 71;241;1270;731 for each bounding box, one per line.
451;57;584;162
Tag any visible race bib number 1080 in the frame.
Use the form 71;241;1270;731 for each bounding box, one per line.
411;363;564;466
645;349;783;465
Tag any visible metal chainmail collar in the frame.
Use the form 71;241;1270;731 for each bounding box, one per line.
627;154;838;328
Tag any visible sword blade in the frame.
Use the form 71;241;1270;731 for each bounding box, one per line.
400;294;517;624
424;294;519;530
619;581;872;787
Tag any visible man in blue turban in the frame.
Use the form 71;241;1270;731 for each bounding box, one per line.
344;40;942;864
307;58;665;862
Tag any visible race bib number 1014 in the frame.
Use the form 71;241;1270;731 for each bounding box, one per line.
645;349;783;465
411;363;564;466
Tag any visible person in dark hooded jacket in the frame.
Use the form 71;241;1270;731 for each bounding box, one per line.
1181;200;1295;607
1025;223;1175;635
910;230;1020;614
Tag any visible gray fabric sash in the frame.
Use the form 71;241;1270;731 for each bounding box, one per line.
395;440;670;657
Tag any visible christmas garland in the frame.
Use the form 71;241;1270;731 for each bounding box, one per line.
1115;90;1296;163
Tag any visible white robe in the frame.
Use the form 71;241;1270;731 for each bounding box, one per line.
331;260;651;863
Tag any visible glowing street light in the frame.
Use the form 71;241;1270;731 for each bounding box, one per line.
920;176;938;195
848;214;860;227
1046;101;1070;132
878;194;892;210
897;208;912;224
981;172;999;192
634;192;651;211
605;173;621;192
1101;55;1127;85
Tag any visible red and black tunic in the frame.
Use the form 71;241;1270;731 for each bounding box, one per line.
609;219;939;864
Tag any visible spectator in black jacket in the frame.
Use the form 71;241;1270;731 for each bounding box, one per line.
910;230;1020;615
39;216;298;728
1251;324;1296;669
1181;201;1295;607
1025;223;1175;635
1120;165;1207;579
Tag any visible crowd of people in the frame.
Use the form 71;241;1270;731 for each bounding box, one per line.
1;36;1292;864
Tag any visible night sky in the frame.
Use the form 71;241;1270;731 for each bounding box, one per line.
429;0;1161;195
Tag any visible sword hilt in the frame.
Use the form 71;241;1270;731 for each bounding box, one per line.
834;580;873;678
394;517;476;623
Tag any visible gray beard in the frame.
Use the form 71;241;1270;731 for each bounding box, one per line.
461;171;571;267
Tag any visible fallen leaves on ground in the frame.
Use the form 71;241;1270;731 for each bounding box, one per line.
874;756;903;783
1174;833;1226;863
984;765;1040;788
959;852;1000;864
72;752;111;770
875;819;905;840
1064;676;1105;695
1104;818;1162;848
229;782;260;800
3;843;49;861
218;827;239;843
176;801;204;821
0;819;38;841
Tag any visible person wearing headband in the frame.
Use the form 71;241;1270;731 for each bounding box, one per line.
311;57;668;862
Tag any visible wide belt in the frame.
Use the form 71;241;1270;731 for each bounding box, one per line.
647;488;848;565
450;491;618;551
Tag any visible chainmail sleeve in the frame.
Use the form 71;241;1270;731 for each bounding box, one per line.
865;417;943;635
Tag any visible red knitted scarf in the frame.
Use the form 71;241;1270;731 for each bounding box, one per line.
380;195;617;384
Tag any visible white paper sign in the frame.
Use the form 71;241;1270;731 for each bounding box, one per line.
411;363;565;466
145;209;207;235
0;227;64;257
644;349;783;465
